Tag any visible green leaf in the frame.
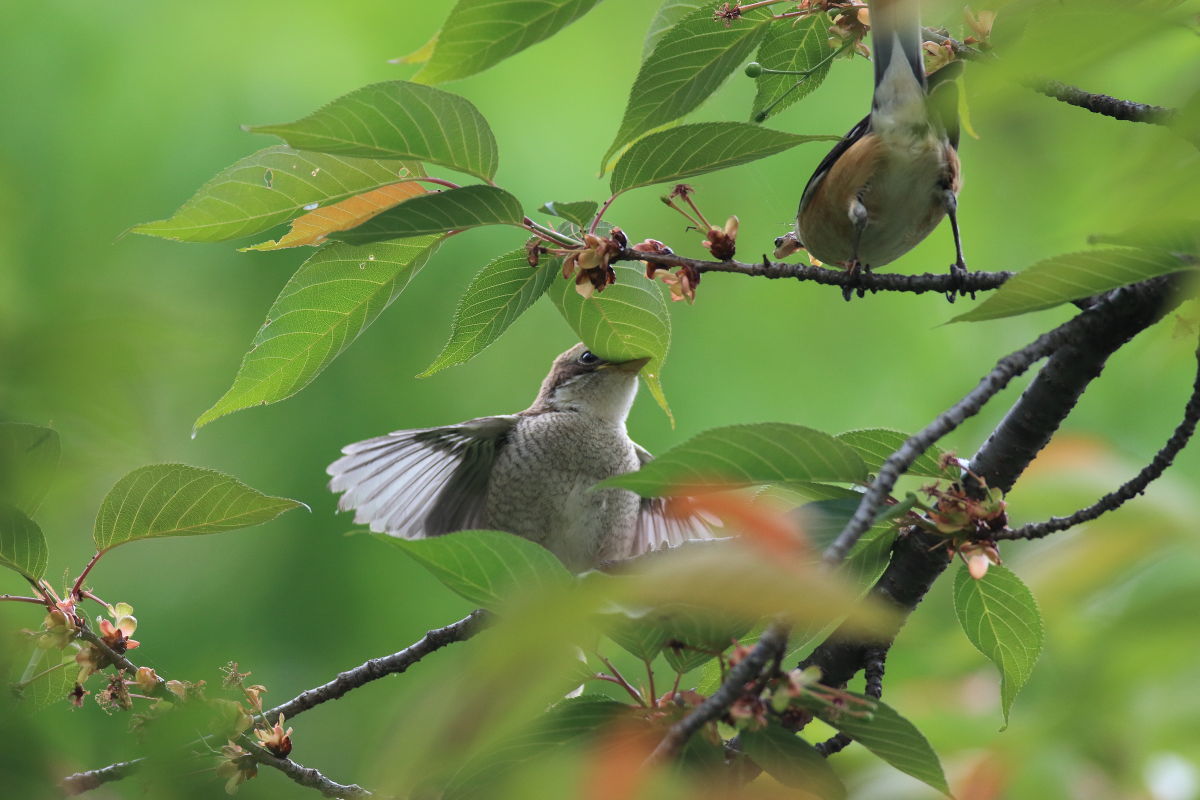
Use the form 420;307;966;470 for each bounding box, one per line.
444;695;628;799
602;423;868;496
550;263;673;421
752;14;834;122
414;0;605;85
195;236;441;429
0;503;48;581
657;604;752;673
10;649;78;711
330;185;524;244
248;81;498;182
0;423;60;516
810;694;951;797
93;465;303;551
421;248;558;377
538;200;599;228
602;612;669;662
1088;218;1200;256
378;530;574;610
836;428;958;480
610;122;835;194
643;0;705;58
953;563;1045;726
741;725;846;799
132;147;420;243
602;6;774;170
950;248;1194;322
798;498;896;589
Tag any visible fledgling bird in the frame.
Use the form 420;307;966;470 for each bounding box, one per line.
327;344;713;571
778;0;966;300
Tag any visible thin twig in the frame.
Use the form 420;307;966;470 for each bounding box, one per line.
1028;79;1177;126
71;551;105;600
240;738;374;799
60;610;489;795
620;248;1014;295
997;335;1200;540
74;621;175;702
0;594;48;605
646;622;789;764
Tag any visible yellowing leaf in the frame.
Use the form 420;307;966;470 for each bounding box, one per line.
244;182;427;251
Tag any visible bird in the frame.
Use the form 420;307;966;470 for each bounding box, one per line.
777;0;967;301
327;344;714;571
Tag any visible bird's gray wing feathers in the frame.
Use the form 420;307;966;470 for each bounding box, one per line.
629;444;720;556
327;415;517;538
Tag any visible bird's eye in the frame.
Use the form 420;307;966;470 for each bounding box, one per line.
577;351;601;366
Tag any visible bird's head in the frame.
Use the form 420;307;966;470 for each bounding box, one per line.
531;343;649;423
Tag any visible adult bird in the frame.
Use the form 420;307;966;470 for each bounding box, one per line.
327;344;714;571
779;0;966;300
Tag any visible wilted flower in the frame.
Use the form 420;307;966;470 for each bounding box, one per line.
69;683;88;709
922;40;955;74
963;7;996;41
255;714;294;758
243;684;268;713
702;216;739;261
633;238;674;277
39;609;79;650
216;743;258;795
829;8;871;57
713;2;741;26
649;264;701;304
960;541;1001;580
96;673;133;712
727;696;768;730
134;666;161;694
561;233;620;298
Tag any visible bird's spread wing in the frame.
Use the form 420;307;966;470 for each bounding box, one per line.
629;444;721;556
327;415;517;538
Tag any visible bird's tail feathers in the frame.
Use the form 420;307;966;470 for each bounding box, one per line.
870;0;926;96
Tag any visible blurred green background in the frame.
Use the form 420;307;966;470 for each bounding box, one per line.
2;1;1199;797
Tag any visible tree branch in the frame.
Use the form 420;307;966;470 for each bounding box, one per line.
646;622;790;764
997;334;1200;540
59;610;489;796
241;739;375;799
803;276;1181;689
1028;79;1177;126
621;248;1014;295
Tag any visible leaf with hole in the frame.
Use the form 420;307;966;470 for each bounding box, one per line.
249;81;498;181
422;249;560;376
610;122;836;194
602;423;868;496
196;236;442;429
602;5;774;170
132;147;421;243
0;423;60;516
0;503;48;581
414;0;605;85
804;692;951;797
538;200;599;228
950;248;1193;322
243;181;427;250
953;563;1045;726
752;14;835;122
741;725;846;799
836;428;958;480
330;185;524;244
93;465;303;551
550;263;673;420
378;530;574;610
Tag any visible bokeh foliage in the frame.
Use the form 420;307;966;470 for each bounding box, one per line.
2;0;1199;797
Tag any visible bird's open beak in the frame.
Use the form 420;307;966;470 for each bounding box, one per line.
613;356;651;374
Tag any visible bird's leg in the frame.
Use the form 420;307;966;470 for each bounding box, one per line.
845;197;870;301
943;190;972;304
